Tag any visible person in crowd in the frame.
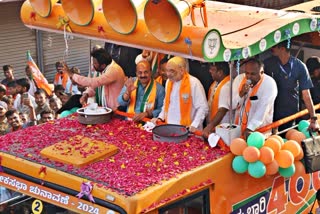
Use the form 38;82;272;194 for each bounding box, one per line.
203;62;231;138
59;92;71;106
19;112;29;124
1;65;15;86
0;84;6;101
65;66;81;95
49;96;62;119
25;65;38;96
34;89;50;119
118;60;165;122
0;101;8;135
151;56;208;131
104;42;141;77
13;78;37;115
7;81;19;101
264;41;319;131
155;56;169;87
39;109;55;124
53;84;65;100
306;56;320;111
1;96;14;110
5;100;36;133
65;48;125;110
233;58;277;138
53;61;70;89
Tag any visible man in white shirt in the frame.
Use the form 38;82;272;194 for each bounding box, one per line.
233;58;277;138
13;78;37;115
151;56;208;131
203;62;231;138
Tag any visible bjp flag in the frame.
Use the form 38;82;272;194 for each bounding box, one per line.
26;51;52;96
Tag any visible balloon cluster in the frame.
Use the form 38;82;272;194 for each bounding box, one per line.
230;131;304;178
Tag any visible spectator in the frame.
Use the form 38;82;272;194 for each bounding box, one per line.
264;41;319;131
65;66;81;95
39;109;55;124
34;89;51;119
1;65;15;86
65;48;125;110
13;78;37;115
53;61;70;89
53;84;65;100
0;84;6;101
5;104;36;133
7;81;18;101
25;65;38;96
1;96;14;110
233;58;277;138
0;101;8;135
49;96;62;119
151;56;208;132
306;56;320;111
19;112;29;124
118;60;165;122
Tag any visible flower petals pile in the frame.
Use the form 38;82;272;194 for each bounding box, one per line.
0;117;227;196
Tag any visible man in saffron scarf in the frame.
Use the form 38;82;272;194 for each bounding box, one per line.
118;61;165;122
151;57;208;132
65;48;125;110
54;61;70;89
203;62;231;138
233;58;277;139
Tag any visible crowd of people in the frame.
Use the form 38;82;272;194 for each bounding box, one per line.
0;41;319;212
0;41;319;141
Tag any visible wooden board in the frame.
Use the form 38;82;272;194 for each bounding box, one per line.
40;135;118;167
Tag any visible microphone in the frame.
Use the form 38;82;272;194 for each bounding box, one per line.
246;79;252;85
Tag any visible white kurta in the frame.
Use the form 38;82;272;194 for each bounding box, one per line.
158;74;208;129
207;81;232;125
232;73;277;132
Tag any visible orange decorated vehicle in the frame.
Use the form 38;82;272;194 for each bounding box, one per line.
1;0;320;213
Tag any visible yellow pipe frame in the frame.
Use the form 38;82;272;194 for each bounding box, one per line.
29;0;58;17
21;0;210;61
102;0;147;35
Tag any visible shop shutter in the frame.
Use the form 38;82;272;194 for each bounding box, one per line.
41;32;91;83
0;1;37;80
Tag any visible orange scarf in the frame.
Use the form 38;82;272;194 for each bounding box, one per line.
235;75;264;134
54;72;69;88
164;73;192;126
155;76;163;85
208;76;230;121
127;79;157;114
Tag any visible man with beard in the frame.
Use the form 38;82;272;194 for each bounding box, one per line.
264;41;319;132
118;61;165;122
65;48;125;110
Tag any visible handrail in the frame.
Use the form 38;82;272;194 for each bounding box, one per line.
257;103;320;133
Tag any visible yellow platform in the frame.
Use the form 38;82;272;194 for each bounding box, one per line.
40;135;118;167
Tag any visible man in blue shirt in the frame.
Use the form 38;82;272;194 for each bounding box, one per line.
118;60;165;122
264;41;319;131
